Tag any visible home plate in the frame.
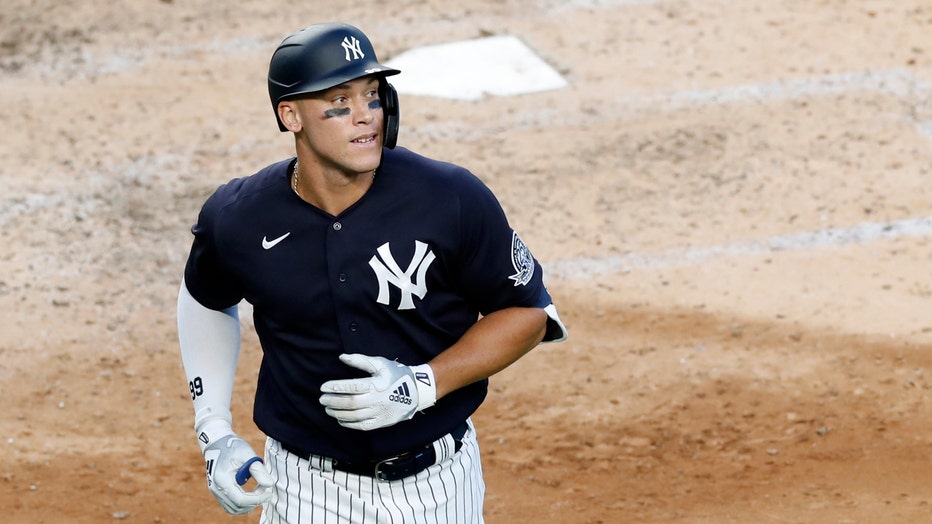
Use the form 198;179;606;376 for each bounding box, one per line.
384;35;568;100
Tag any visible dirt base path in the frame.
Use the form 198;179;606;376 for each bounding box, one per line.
3;1;932;522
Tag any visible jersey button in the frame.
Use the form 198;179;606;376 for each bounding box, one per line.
332;222;342;231
349;322;358;332
339;273;347;283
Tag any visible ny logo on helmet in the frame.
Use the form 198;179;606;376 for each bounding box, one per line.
341;36;365;61
369;241;435;310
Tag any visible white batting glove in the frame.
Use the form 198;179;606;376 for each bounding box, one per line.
319;354;437;431
198;420;274;515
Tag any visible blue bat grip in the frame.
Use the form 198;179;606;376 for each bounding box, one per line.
236;457;264;486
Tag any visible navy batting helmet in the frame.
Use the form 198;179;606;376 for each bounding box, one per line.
268;23;401;147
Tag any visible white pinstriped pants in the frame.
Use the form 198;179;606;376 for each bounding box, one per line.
259;420;485;523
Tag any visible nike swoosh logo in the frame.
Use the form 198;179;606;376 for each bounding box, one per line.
262;232;291;250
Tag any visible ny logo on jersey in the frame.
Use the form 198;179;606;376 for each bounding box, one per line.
341;36;365;61
369;241;436;310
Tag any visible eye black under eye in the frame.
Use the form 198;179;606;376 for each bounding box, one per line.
324;107;351;118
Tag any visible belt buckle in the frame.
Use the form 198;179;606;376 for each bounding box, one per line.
374;453;407;481
373;428;462;481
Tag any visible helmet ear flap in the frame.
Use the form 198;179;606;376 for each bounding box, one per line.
379;81;399;149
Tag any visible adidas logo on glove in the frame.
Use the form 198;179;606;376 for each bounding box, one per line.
389;383;414;405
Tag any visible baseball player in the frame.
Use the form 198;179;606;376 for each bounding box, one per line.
177;22;567;523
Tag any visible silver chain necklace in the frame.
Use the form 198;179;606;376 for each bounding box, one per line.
292;161;377;198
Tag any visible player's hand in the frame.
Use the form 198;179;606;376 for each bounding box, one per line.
319;354;437;431
202;434;274;514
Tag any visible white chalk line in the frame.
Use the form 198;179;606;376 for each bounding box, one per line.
661;69;928;105
547;215;932;279
519;68;932;138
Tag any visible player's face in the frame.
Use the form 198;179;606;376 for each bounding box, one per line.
292;77;385;176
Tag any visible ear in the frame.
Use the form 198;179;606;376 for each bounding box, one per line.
277;101;302;133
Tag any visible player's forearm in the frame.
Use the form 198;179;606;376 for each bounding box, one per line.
177;279;242;435
429;306;548;399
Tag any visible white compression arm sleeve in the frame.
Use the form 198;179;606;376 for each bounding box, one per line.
177;278;241;446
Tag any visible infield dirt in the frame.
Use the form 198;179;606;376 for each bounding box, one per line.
3;1;932;522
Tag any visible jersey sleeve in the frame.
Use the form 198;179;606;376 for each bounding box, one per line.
525;282;567;343
450;171;550;316
183;189;245;310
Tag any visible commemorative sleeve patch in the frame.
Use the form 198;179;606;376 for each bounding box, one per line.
508;232;535;286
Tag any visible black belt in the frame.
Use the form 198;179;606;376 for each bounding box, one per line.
281;421;468;482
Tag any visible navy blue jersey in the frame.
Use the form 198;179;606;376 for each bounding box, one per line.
184;147;552;461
